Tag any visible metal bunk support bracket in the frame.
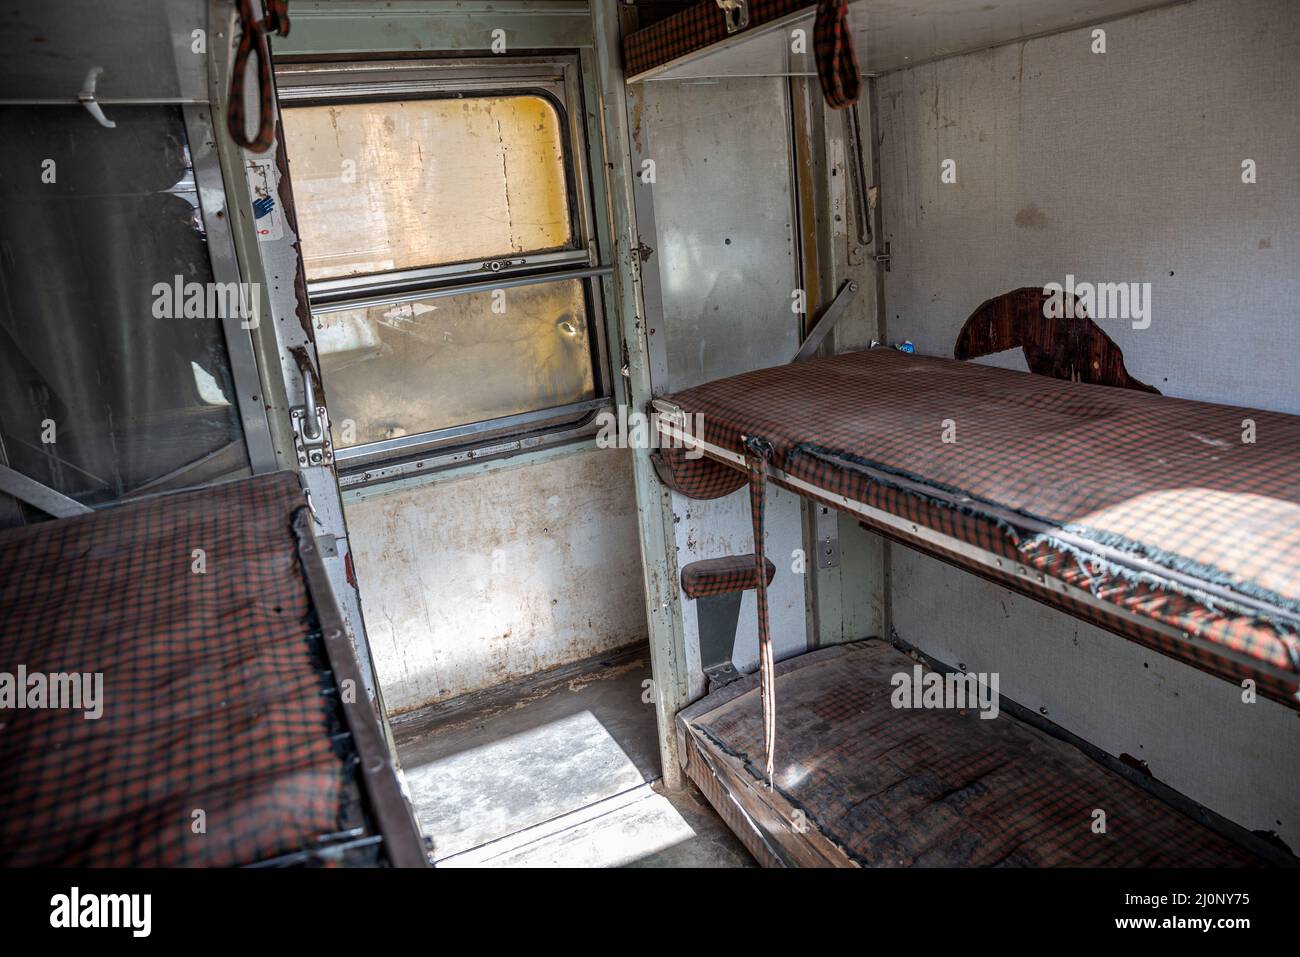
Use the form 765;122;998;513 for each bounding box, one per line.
792;278;858;362
0;465;93;519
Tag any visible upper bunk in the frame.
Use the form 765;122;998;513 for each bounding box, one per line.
651;348;1300;709
623;0;1184;83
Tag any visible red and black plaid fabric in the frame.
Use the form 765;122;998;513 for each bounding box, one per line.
813;0;860;108
623;0;813;79
0;472;345;866
623;0;859;108
656;348;1300;707
681;554;777;598
652;446;745;499
680;641;1269;867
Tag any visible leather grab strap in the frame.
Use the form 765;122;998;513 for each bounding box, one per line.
814;0;861;109
228;0;291;153
744;434;777;787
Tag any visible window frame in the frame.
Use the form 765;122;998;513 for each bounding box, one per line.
275;56;612;478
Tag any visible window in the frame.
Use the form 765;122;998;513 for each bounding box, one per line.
312;279;595;444
277;59;609;474
0;105;256;526
285;95;573;280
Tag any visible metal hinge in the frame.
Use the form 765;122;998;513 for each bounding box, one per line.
717;0;749;34
873;241;892;272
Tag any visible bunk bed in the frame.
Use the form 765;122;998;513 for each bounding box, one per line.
0;471;428;867
653;347;1300;866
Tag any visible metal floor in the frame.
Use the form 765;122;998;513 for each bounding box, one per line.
391;645;754;867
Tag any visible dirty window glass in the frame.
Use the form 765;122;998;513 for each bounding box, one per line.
282;95;573;281
0;106;249;527
315;280;595;447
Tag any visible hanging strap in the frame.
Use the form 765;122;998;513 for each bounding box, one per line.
228;0;291;153
813;0;861;109
744;435;777;788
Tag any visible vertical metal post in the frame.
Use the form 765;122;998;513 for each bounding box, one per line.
590;2;690;789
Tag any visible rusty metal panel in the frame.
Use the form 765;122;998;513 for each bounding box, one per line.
344;447;648;712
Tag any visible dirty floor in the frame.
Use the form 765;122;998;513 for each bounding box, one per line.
391;644;755;867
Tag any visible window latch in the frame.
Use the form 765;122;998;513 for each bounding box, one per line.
78;67;117;129
291;362;334;468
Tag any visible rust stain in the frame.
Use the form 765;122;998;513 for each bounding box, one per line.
630;91;644;155
1119;752;1153;778
1013;202;1049;229
272;130;316;339
955;287;1159;393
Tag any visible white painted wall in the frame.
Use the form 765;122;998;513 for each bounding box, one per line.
876;0;1300;850
877;0;1299;412
344;447;647;713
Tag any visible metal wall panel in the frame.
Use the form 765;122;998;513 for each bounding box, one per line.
344;447;648;712
641;77;802;392
877;0;1300;413
637;76;809;694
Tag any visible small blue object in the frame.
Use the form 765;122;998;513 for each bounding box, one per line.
897;340;916;354
253;196;275;219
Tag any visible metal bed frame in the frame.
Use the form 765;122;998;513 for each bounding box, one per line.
277;506;430;868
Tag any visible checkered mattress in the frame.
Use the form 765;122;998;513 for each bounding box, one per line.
0;472;345;866
679;641;1271;867
655;348;1300;707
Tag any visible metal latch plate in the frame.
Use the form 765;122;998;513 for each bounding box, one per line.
718;0;750;34
291;405;334;468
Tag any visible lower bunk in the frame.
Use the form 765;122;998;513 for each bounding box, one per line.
678;639;1284;868
0;471;427;867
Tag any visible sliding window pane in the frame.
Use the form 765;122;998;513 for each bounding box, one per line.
282;95;573;281
314;280;595;447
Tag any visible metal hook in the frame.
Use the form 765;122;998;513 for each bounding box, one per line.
303;488;324;527
78;67;116;129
